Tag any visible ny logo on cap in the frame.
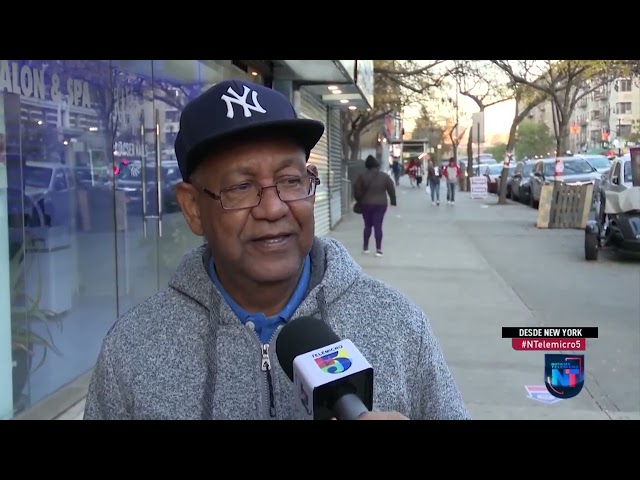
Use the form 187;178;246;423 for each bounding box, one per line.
220;85;267;119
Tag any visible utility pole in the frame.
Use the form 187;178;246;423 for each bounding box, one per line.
453;60;460;163
617;117;623;156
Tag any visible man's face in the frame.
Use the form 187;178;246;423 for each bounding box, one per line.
176;136;316;284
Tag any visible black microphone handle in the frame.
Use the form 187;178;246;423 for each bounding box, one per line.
332;393;370;420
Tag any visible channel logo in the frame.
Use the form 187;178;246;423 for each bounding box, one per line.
544;354;585;399
314;348;352;374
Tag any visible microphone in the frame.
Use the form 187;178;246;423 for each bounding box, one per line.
275;316;374;420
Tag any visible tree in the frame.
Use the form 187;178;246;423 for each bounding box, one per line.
628;120;640;144
466;126;474;190
411;106;446;162
464;61;551;203
485;143;507;162
341;60;450;162
443;115;468;162
608;60;640;78
452;61;512;189
451;61;554;202
492;60;622;155
515;120;555;159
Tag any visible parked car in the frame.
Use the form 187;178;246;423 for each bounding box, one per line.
599;155;633;191
496;164;516;195
482;163;505;194
7;161;77;227
577;154;612;175
526;157;601;208
507;161;535;202
460;158;497;178
114;159;183;214
586;155;639;261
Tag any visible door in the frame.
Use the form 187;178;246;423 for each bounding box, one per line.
299;87;330;236
111;60;160;315
328;108;343;228
151;60;221;288
114;60;255;311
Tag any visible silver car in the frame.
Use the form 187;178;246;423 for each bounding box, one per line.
577;154;612;175
527;157;601;208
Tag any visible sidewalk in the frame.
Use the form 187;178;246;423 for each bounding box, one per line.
54;399;85;420
329;177;614;420
55;177;637;420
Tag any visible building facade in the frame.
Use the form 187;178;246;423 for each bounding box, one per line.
525;77;640;154
0;59;372;420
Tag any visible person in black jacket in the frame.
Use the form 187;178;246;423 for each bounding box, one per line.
426;159;442;205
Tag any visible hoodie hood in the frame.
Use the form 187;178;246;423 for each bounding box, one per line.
167;236;362;323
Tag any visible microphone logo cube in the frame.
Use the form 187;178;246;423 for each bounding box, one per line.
293;340;374;420
314;348;352;374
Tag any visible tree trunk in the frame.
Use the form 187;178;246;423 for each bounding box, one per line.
496;96;546;205
556;121;570;156
349;135;361;162
466;126;474;191
497;121;518;205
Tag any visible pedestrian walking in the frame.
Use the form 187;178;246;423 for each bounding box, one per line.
426;159;442;205
353;155;397;257
391;160;401;186
443;157;460;205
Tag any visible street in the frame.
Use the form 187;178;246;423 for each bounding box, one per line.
329;176;640;420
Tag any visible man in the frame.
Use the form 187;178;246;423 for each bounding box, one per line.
84;79;470;420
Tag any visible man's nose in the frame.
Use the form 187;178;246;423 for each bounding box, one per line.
252;185;288;220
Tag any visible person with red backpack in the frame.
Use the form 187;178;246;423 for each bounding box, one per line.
442;157;460;205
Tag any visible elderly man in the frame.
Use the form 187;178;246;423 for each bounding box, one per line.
84;79;470;420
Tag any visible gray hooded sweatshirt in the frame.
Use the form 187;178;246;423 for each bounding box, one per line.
84;237;470;420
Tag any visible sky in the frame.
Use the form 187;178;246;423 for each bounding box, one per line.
404;98;516;140
401;60;517;144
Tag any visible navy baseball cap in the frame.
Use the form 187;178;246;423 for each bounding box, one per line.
174;79;325;182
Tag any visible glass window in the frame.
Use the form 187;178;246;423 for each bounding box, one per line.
563;159;594;174
543;162;556;177
1;60;118;417
1;59;268;419
623;161;632;183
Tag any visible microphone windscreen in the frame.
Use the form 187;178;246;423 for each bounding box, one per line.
275;316;340;381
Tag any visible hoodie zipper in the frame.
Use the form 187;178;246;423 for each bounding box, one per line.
261;342;276;418
256;325;283;419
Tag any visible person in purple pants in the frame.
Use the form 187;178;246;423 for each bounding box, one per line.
353;155;397;257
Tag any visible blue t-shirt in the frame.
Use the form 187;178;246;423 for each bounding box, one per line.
207;255;311;344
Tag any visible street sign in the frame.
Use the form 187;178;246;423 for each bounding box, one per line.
471;111;485;144
470;176;488;199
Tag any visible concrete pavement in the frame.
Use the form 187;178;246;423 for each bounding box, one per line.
54;399;85;420
329;176;640;420
54;175;639;420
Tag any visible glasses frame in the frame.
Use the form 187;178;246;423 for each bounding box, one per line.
196;173;321;210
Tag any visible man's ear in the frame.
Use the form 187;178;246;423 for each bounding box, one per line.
175;182;205;236
307;163;319;177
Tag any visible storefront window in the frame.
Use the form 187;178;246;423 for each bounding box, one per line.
1;59;262;418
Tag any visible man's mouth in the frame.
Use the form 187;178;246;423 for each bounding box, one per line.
252;233;293;245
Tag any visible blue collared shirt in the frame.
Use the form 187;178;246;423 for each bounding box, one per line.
207;255;311;344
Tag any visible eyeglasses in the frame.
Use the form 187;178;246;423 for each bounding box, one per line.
197;174;321;210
